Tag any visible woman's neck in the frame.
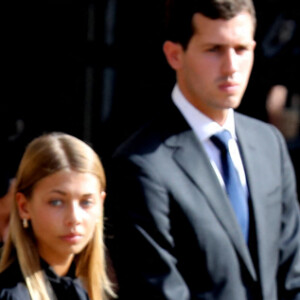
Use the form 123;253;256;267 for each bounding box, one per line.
41;253;74;276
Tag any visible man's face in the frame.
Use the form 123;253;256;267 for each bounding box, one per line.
164;11;256;124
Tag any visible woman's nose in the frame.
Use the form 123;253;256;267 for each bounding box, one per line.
65;202;82;226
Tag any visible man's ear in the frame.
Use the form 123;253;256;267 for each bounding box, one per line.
100;191;106;206
16;192;31;220
163;41;183;70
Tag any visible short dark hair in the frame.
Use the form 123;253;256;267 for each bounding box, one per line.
164;0;256;49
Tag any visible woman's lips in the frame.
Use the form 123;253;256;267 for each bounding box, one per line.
61;233;83;243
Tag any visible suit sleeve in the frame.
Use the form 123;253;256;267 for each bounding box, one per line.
106;154;190;300
275;127;300;299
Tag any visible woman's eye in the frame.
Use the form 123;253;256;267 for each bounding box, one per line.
49;199;63;207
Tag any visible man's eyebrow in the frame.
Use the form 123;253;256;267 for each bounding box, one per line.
50;190;95;197
202;41;253;47
50;189;66;195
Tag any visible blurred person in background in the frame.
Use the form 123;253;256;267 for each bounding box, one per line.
0;179;15;248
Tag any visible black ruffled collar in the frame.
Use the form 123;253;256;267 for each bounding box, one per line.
40;258;88;300
40;258;77;284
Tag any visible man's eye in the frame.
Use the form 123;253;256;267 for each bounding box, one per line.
81;199;94;207
207;46;220;52
49;199;63;207
235;46;248;53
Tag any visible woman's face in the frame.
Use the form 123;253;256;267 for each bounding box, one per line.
17;170;104;266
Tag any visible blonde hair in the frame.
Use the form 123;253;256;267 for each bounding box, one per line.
0;132;115;300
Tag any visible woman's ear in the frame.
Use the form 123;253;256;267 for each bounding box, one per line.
163;40;183;70
16;192;31;220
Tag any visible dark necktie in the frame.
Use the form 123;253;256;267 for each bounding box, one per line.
211;130;249;242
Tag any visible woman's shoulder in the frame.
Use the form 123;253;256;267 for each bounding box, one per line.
0;259;24;287
0;260;30;300
0;284;30;300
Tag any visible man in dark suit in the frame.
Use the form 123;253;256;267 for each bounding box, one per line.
106;0;300;299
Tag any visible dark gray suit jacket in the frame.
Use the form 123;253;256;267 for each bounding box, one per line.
106;102;300;300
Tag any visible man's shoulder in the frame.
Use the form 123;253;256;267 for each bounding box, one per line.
235;112;278;135
235;112;286;149
113;102;188;159
114;120;163;157
235;111;270;127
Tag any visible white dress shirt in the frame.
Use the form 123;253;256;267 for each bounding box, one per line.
172;84;248;196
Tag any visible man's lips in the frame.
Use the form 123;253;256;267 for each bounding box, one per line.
218;81;239;92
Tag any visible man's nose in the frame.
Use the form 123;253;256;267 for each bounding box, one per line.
221;48;238;76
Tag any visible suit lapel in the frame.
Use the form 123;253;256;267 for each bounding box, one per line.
235;113;269;287
163;105;257;280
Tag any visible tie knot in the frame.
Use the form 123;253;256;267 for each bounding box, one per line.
210;130;232;152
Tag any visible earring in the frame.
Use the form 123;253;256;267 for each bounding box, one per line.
23;219;29;228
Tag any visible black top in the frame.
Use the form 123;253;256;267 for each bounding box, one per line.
0;258;89;300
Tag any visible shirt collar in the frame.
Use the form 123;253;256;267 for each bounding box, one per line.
172;84;237;141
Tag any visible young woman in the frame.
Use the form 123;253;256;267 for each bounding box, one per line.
0;132;115;300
